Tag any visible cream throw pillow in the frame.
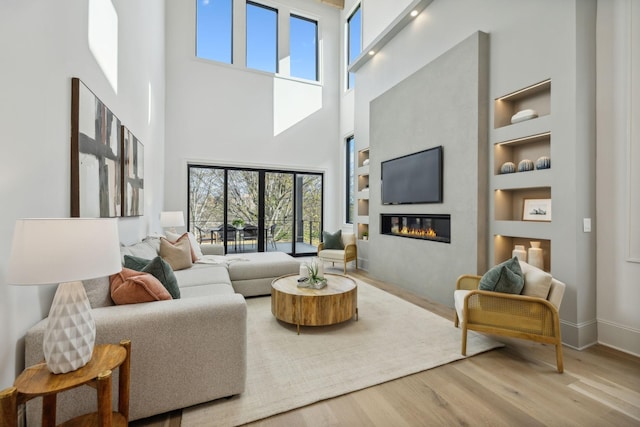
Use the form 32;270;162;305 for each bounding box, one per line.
160;237;193;271
519;261;553;299
165;231;203;261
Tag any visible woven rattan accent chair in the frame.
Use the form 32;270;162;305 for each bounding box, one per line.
454;262;566;373
317;232;357;274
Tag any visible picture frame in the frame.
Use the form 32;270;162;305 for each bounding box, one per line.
70;77;122;218
121;125;144;217
522;198;552;222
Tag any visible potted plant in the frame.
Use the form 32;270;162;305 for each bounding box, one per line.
232;218;245;229
362;231;368;240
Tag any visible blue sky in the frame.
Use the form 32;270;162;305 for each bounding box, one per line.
197;0;318;81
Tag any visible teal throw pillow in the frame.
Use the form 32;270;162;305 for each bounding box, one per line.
124;255;181;299
322;230;344;250
479;257;524;294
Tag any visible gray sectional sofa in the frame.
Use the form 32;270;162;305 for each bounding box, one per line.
24;236;300;425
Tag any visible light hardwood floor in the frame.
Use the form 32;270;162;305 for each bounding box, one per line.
132;268;640;427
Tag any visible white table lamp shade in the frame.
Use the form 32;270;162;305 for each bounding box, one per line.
160;211;185;229
7;218;121;373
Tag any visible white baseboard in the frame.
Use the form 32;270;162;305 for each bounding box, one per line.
597;319;640;357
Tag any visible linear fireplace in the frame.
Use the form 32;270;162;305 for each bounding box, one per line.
380;214;451;243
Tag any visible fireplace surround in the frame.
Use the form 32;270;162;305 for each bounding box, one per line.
380;214;451;243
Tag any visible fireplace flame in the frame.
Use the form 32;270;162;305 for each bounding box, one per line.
398;226;437;238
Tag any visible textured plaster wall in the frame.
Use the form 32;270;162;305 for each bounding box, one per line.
368;32;489;307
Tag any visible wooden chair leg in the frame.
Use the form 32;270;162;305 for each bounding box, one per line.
461;325;468;356
454;312;459;328
555;341;564;373
0;387;18;427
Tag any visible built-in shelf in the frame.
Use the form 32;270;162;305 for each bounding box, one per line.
494;79;551;129
356;147;371;263
494;132;551;175
494;235;551;272
494;187;551;221
491;79;553;269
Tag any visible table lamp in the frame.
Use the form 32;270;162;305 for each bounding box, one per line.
7;218;121;374
160;211;185;233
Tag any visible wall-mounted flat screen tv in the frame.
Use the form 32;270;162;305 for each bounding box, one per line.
381;145;443;205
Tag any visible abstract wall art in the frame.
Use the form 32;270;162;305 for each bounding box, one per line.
71;77;122;217
121;126;144;216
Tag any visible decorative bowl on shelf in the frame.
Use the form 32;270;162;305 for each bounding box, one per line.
517;159;535;172
511;109;538;124
536;156;551;170
363;158;370;166
500;162;516;174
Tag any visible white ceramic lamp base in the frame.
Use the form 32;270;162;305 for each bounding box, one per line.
43;281;96;374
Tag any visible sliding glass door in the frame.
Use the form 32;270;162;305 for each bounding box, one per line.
188;165;322;256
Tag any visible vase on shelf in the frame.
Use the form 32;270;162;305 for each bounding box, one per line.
512;245;527;262
528;242;544;270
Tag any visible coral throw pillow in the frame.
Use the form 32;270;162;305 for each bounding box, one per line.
109;268;172;305
160;237;193;271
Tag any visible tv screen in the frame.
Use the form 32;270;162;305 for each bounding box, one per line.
381;146;443;205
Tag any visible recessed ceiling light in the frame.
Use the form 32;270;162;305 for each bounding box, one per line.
410;10;419;17
368;50;375;56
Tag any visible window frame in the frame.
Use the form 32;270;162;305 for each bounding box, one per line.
246;1;279;74
345;135;355;224
187;163;324;256
289;13;319;82
196;0;233;64
346;3;362;90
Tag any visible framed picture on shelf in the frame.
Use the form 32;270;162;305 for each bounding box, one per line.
523;198;551;222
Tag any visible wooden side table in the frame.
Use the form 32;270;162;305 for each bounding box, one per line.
0;339;131;427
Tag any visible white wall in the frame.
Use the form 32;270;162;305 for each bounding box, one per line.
0;0;166;388
164;0;343;229
596;0;640;356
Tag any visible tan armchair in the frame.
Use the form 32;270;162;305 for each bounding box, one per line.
317;233;357;274
453;264;566;373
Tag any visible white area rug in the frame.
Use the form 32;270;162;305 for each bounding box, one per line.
182;279;501;426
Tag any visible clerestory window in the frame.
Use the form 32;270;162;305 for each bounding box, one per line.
196;0;233;64
246;1;278;73
347;3;361;90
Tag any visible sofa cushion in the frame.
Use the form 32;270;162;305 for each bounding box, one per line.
160;237;193;271
342;233;356;246
120;239;159;263
83;276;114;308
479;257;524;294
166;231;203;261
109;268;172;305
227;252;300;281
179;282;236;298
322;230;344;249
174;263;232;289
519;261;553;299
124;255;181;299
317;249;345;262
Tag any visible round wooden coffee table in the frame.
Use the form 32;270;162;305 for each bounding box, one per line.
271;273;358;334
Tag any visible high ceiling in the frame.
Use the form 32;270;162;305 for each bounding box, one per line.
319;0;344;9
